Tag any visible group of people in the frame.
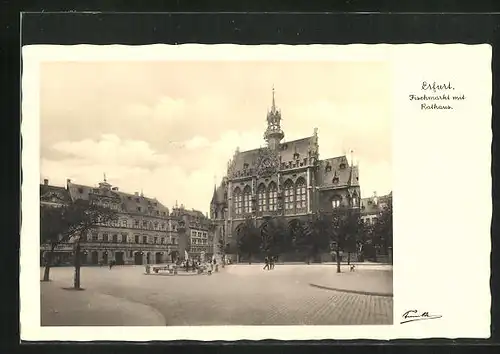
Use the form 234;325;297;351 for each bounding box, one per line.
263;256;277;270
178;258;218;274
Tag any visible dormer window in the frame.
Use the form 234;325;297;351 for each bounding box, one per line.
332;176;339;184
340;162;347;169
325;164;332;172
293;152;300;160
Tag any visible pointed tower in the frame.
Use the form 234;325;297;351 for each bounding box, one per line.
264;86;285;150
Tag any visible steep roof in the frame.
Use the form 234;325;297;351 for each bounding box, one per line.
211;181;226;205
67;181;169;216
315;156;356;188
279;136;314;164
40;184;71;204
228;136;316;178
229;148;261;175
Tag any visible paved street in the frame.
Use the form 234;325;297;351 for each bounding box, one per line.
41;264;393;326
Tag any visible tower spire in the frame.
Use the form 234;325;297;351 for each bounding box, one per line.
264;85;284;150
103;172;107;182
272;84;276;112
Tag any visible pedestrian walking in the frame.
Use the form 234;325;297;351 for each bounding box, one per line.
263;256;270;270
270;256;275;270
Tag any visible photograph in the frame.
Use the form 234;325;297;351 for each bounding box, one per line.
21;43;491;341
38;59;393;326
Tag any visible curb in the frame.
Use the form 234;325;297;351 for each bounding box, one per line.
308;283;393;298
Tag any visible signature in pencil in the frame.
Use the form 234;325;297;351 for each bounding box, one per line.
400;310;442;324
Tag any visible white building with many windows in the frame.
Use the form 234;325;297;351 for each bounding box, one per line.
40;177;180;265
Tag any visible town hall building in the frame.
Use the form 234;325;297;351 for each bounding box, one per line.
210;88;361;261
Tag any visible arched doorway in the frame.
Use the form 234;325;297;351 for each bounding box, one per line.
155;252;163;264
91;251;99;265
146;252;151;264
115;251;124;265
134;252;143;265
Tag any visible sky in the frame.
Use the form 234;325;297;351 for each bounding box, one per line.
40;60;392;215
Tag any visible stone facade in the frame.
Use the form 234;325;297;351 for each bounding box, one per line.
210;89;362;260
40;177;179;265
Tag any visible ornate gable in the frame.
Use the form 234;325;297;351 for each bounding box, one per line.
256;147;280;177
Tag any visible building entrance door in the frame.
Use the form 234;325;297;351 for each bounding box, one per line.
115;252;124;265
102;252;108;265
146;252;151;264
91;251;98;265
134;252;143;265
155;252;163;264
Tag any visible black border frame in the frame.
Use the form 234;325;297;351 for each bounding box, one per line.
4;8;500;353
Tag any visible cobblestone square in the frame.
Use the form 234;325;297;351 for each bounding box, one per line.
41;264;393;326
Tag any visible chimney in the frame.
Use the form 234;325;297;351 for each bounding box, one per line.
43;179;48;186
67;179;72;184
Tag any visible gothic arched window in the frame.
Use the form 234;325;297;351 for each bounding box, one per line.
243;186;252;213
283;180;294;211
234;187;242;215
268;182;277;211
257;184;267;212
351;193;359;207
295;178;307;210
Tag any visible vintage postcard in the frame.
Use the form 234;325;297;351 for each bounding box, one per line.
21;44;491;341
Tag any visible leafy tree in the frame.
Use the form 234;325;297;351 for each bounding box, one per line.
261;216;289;257
236;217;260;263
302;216;330;264
40;199;117;288
329;207;361;272
372;196;393;261
344;217;366;265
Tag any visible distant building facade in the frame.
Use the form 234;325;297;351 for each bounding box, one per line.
360;191;392;225
40;177;179;266
170;204;215;261
210;89;361;261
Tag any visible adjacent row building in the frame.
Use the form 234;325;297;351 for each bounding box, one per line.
40;177;215;266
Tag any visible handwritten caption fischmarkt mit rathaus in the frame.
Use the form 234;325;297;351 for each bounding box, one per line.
409;81;466;110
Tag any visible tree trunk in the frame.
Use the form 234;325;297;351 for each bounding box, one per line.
336;247;341;273
42;245;56;281
73;242;81;289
